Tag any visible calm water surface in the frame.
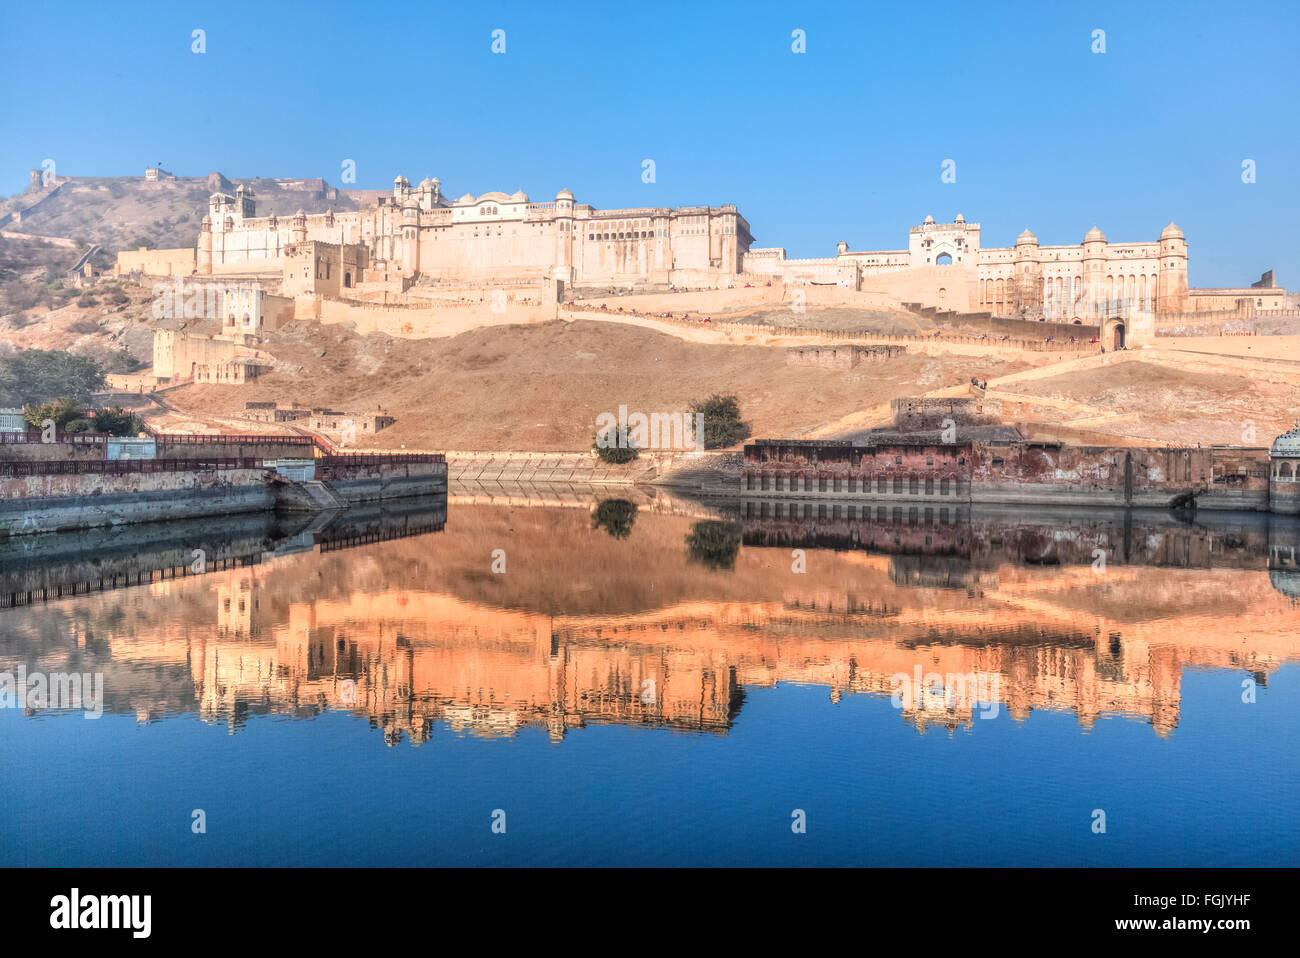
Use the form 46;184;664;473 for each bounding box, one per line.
2;491;1297;866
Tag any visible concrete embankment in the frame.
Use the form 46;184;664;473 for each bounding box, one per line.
1;457;449;536
1;465;275;536
275;459;448;511
0;433;318;462
446;449;743;493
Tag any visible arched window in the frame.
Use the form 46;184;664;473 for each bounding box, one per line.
1282;462;1293;479
936;253;952;266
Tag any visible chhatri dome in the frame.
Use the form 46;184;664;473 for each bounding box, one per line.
556;188;574;201
1015;227;1038;246
1271;423;1300;457
954;213;965;223
1161;221;1185;240
923;215;935;225
1083;225;1107;243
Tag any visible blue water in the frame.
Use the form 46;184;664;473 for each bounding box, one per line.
2;669;1294;867
2;500;1297;867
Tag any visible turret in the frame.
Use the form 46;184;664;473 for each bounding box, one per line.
235;184;255;219
208;193;233;231
1082;226;1107;319
197;215;213;274
1014;228;1041;314
401;197;420;277
1157;222;1188;314
554;188;575;283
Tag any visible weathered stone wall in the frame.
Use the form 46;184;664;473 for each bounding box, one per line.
154;329;270;381
316;459;448;503
742;441;971;502
115;246;196;276
786;344;907;369
0;441;107;462
154;437;314;460
0;467;273;536
891;396;1002;428
741;439;1274;511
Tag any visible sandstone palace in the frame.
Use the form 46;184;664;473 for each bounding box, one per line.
117;171;1285;321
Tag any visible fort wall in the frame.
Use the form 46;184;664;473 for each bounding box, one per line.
309;295;556;338
741;439;1274;512
115;246;197;276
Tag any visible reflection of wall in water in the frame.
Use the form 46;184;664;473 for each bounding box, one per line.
741;500;1300;573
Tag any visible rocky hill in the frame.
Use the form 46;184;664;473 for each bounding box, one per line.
0;170;376;253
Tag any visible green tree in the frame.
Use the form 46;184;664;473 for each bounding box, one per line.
22;396;83;429
93;406;144;437
0;349;106;405
689;394;750;449
593;427;639;464
591;499;638;539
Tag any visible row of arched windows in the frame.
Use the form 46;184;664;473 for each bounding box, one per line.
979;273;1160;317
745;474;957;496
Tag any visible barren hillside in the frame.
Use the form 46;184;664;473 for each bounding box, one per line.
164;319;1027;450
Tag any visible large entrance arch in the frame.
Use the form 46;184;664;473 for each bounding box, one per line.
935;253;952;266
1102;318;1126;349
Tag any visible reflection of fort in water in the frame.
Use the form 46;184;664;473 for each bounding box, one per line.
2;498;1299;743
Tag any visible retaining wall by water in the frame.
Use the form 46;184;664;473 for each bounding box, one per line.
311;459;448;504
446;450;743;489
1;457;450;536
1;467;274;535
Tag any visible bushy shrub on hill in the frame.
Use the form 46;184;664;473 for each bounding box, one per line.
0;348;106;405
689;393;750;449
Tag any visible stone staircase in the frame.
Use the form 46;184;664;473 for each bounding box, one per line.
274;479;349;512
300;480;348;510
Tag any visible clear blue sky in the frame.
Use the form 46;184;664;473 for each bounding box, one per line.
1;0;1296;286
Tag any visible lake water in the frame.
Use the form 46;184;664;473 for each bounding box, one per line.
2;490;1297;867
